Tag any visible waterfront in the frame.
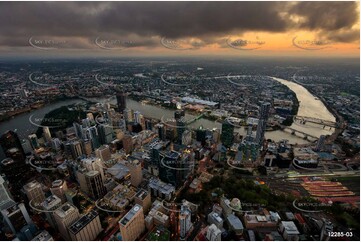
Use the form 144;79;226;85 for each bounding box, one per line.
0;76;336;159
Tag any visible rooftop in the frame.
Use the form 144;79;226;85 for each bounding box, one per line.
69;210;99;235
119;204;143;227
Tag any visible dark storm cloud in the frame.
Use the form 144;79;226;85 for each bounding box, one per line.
0;1;358;48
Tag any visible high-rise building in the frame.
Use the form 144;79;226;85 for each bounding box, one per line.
43;127;52;143
255;102;271;145
1;203;33;234
50;138;62;151
42;195;62;228
70;141;83;159
116;89;127;113
157;124;166;141
31;230;54;241
0;175;15;211
50;180;68;203
98;124;114;145
28;134;40;150
123;109;134;123
206;224;222;241
134;189;151;213
95;145;112;162
54;203;80;240
127;159;142;187
123;135;133;154
81;157;105;182
68;210;102;241
85;171;106;199
85;127;100;150
179;205;192;239
21;139;33;154
81;139;93;156
23;181;45;206
119;204;145;241
220;121;234;148
181;130;192;146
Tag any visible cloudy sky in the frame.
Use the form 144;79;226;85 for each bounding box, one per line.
0;1;359;57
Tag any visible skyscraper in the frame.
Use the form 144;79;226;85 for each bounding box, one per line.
42;195;62;228
127;159;142;188
255;102;271;145
50;180;68;203
220;121;234;148
0;175;15;211
116;89;127;113
179;205;192;239
54;203;80;240
119;204;145;241
1;203;33;234
68;210;102;241
85;171;106;199
23;181;45;206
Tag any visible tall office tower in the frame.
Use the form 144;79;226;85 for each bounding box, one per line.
73;122;83;139
157;124;166;141
28;134;40;150
76;167;89;194
23;181;45;205
316;135;326;151
1;203;34;234
144;119;153;131
81;157;105;182
70;140;83;159
54;203;80;240
85;171;106;199
176;120;187;144
51;138;62;151
182;130;192;146
85;126;100;149
50;180;68;203
127;159;142;187
43;127;52;143
42;195;62;228
179;205;192;239
0;175;15;211
0;130;25;156
255;102;271;145
220;121;234;148
133;111;142;124
95;145;112;162
98;124;114;145
82;139;93;156
123;135;134;154
134;189;151;213
119;204;145;241
21;139;33;154
116;89;127;113
69;210;102;241
206;224;222;241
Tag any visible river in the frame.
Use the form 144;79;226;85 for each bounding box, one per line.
0;76;335;160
